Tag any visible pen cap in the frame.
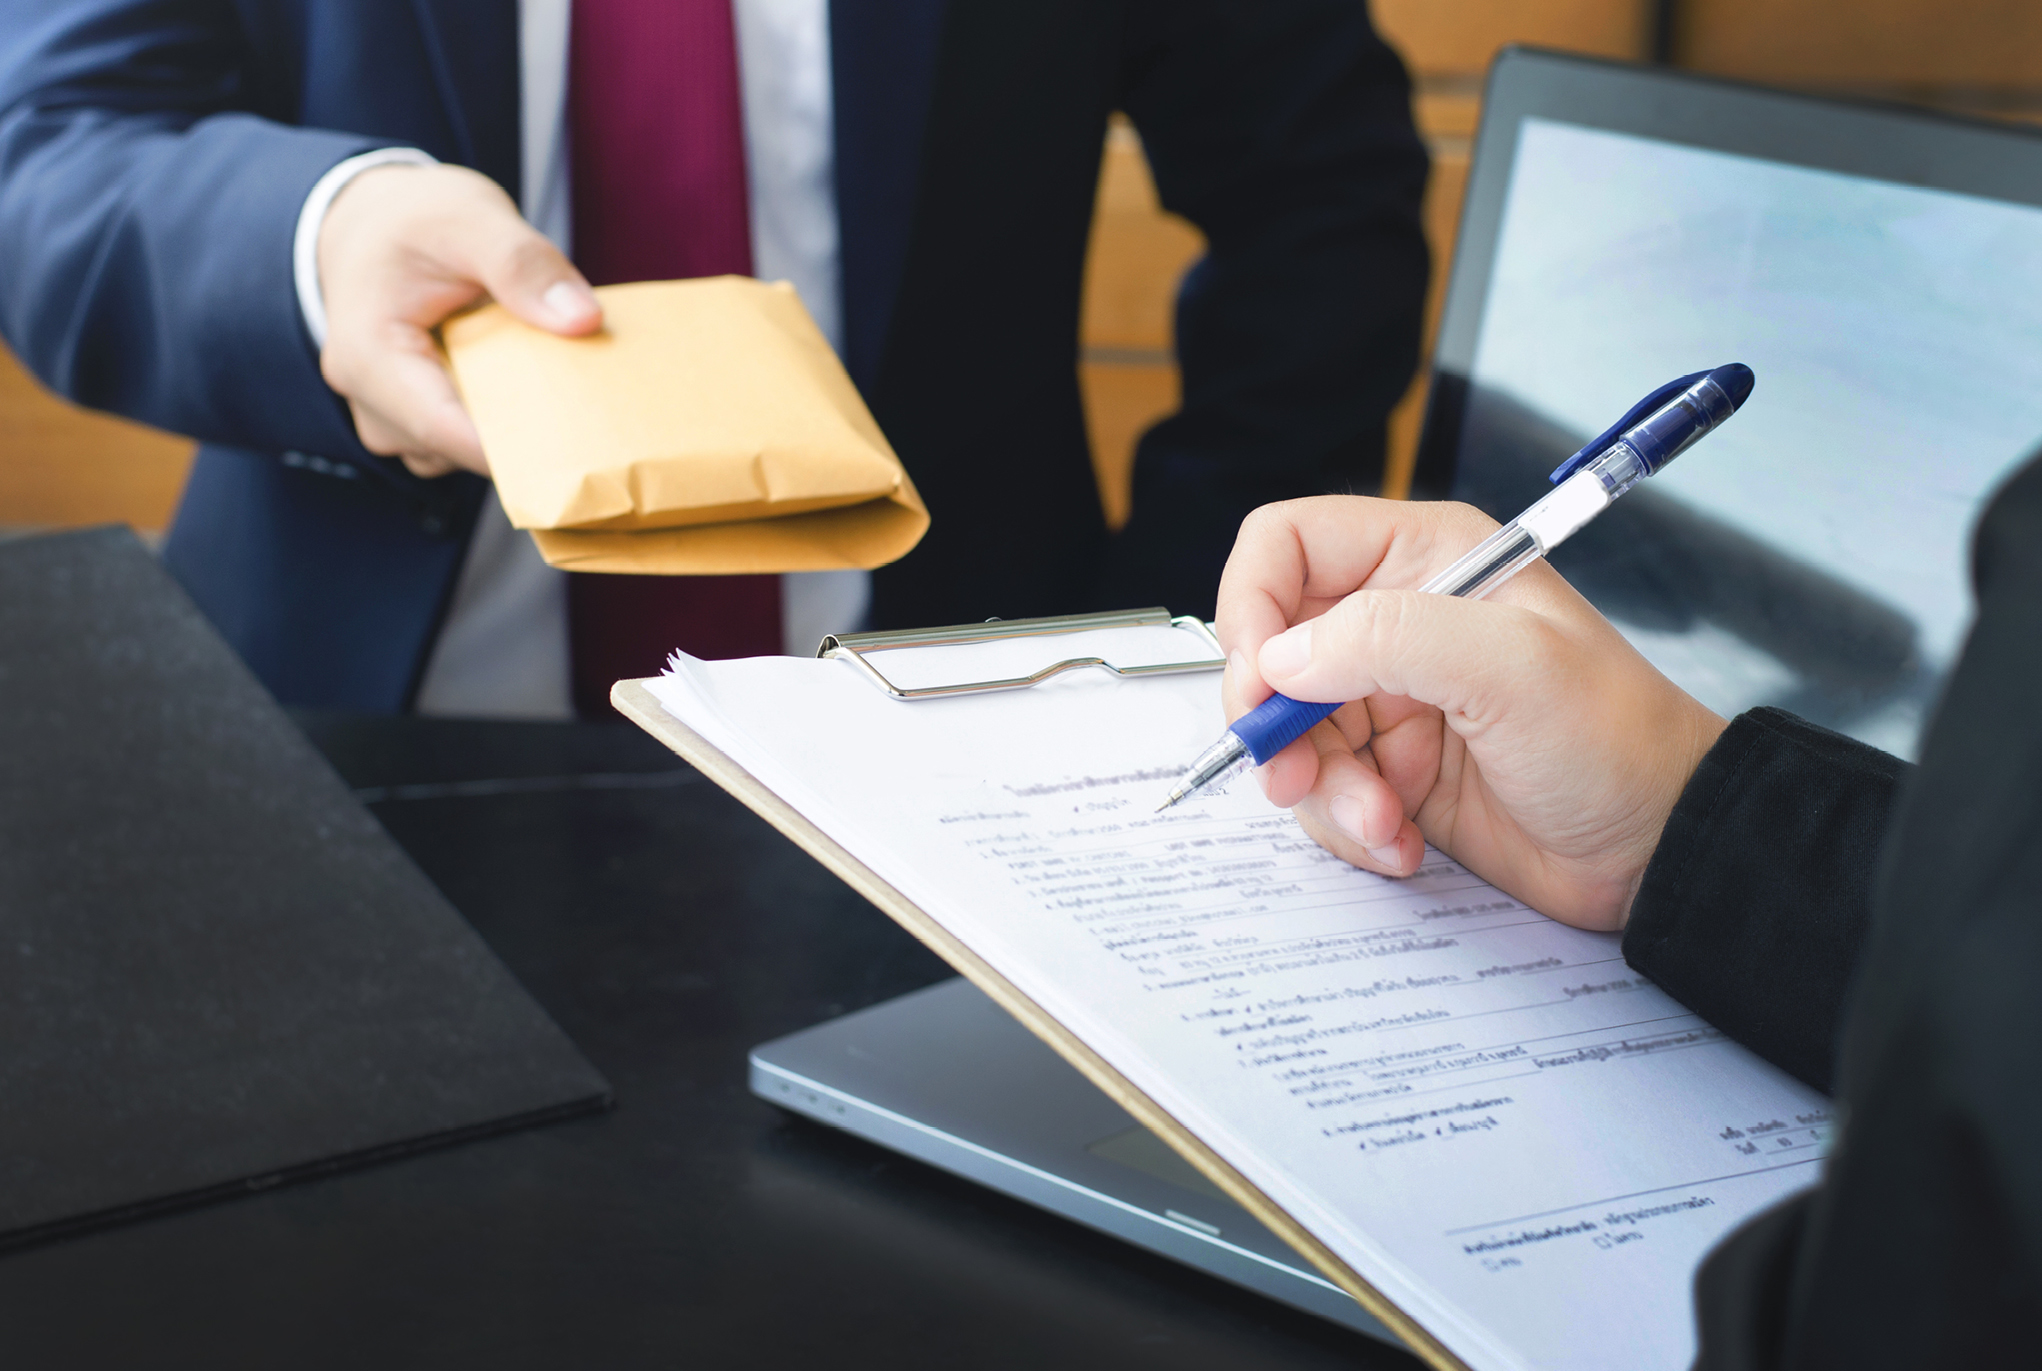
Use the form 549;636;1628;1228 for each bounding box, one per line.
1712;362;1755;409
1625;364;1751;474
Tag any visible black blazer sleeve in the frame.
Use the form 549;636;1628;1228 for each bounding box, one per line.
1624;707;1908;1093
1636;454;2042;1369
1102;0;1430;618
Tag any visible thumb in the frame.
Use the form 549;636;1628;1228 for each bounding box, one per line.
472;221;602;336
1256;589;1554;725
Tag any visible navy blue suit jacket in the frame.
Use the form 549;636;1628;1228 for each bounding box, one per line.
0;0;1427;710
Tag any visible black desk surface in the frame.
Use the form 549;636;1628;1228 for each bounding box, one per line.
0;714;1417;1370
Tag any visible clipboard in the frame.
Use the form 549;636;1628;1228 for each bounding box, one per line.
612;607;1465;1370
815;606;1225;698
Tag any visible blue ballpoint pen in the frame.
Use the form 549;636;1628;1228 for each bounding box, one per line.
1155;362;1756;813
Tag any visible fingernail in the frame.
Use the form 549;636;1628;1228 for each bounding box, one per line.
1227;649;1247;681
1260;622;1312;680
543;280;595;321
1367;841;1403;871
1328;793;1368;845
1255;762;1273;798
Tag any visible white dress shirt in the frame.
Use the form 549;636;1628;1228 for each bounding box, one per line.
296;0;867;717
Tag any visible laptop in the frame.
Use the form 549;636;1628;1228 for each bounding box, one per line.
752;48;2042;1338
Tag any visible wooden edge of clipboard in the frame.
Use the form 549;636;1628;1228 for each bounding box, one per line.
612;678;1468;1371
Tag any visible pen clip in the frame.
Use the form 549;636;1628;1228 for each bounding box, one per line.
1547;370;1708;484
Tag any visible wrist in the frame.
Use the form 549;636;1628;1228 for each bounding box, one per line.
1614;699;1729;927
293;148;439;350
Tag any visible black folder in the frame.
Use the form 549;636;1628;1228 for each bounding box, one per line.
0;527;611;1248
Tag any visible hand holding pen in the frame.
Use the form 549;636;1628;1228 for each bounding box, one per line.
1182;367;1753;929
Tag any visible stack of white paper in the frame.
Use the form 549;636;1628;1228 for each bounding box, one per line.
644;638;1827;1371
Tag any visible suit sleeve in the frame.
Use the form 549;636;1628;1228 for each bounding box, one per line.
1623;707;1907;1093
0;1;384;460
1102;0;1430;619
1680;459;2042;1368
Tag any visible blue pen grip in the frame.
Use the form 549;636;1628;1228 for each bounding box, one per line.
1233;693;1342;764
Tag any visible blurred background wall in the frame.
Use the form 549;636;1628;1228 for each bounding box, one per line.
1082;0;2042;515
5;0;2041;538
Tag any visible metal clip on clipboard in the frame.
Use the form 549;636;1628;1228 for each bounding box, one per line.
817;607;1225;700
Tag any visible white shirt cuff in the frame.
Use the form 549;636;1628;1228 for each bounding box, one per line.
292;148;440;351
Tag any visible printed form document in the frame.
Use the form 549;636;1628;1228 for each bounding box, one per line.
642;625;1829;1371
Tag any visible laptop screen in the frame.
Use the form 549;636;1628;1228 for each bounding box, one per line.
1439;102;2042;758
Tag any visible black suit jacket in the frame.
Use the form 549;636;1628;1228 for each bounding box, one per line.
0;0;1428;708
1624;455;2042;1365
871;0;1429;631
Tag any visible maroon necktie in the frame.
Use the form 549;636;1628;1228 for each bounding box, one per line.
566;0;782;717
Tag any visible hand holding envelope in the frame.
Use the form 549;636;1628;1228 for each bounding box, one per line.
443;276;929;574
